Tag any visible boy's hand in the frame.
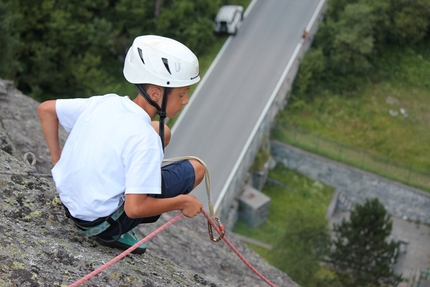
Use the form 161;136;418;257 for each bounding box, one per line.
181;194;202;218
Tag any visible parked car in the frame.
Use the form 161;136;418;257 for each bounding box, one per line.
214;5;244;35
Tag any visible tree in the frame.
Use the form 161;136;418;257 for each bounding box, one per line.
360;0;391;51
274;208;331;287
12;0;116;100
155;0;220;56
293;48;325;98
391;0;430;45
330;3;375;75
1;0;219;101
0;0;23;80
328;198;402;287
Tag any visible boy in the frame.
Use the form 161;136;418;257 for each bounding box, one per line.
38;35;205;254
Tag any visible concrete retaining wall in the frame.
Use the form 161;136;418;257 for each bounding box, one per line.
271;140;430;225
218;0;328;229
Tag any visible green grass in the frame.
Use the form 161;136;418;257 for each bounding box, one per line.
274;45;430;192
234;165;335;286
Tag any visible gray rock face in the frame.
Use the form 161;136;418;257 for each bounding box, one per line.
0;78;297;287
0;79;67;176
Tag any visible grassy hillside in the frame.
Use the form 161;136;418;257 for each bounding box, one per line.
234;166;336;287
236;43;430;287
273;44;430;191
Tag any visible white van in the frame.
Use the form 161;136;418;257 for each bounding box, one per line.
214;5;244;35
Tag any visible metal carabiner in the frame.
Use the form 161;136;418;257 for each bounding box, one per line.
207;216;225;242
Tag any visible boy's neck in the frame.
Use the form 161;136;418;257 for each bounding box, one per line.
133;94;157;118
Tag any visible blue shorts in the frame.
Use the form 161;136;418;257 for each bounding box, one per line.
98;160;195;238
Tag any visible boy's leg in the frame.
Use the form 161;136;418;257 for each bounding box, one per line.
188;158;205;190
99;159;199;237
96;159;203;253
160;160;196;198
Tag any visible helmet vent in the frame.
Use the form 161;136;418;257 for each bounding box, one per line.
162;58;172;75
138;48;145;64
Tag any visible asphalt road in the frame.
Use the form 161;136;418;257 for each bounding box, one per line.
165;0;323;212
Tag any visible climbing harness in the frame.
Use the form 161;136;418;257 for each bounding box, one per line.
64;203;125;239
162;156;225;242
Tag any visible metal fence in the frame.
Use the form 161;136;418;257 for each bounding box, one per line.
273;123;430;193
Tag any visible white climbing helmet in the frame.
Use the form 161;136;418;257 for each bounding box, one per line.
123;35;200;87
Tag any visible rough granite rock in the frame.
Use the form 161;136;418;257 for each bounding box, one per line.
0;78;298;287
0;78;68;176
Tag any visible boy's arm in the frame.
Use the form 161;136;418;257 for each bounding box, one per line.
124;193;202;219
38;100;61;165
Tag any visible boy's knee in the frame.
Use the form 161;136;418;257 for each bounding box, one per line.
189;159;205;188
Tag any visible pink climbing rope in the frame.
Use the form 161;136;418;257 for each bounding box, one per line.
201;209;277;287
69;210;277;287
68;212;184;287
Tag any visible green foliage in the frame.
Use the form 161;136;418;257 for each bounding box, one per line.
9;0;116;100
325;0;356;21
0;0;23;79
391;0;430;45
0;0;224;101
250;133;271;171
360;0;391;49
279;44;430;173
234;165;336;287
155;0;220;56
274;209;331;287
306;0;430;93
328;198;402;287
112;0;154;43
251;148;270;172
293;48;324;98
331;3;374;74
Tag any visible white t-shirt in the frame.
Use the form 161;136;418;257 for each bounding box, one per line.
52;94;163;221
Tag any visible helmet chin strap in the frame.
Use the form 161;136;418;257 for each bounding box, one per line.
135;84;169;150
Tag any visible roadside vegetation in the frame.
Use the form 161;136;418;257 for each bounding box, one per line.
0;0;251;102
234;165;337;287
236;0;430;286
274;44;430;192
271;0;430;193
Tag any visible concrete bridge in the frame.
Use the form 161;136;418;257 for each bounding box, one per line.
165;0;327;228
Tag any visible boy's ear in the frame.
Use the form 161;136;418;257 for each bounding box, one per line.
147;86;163;101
